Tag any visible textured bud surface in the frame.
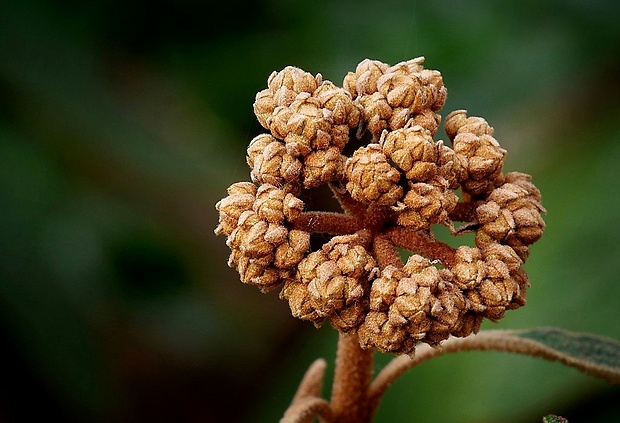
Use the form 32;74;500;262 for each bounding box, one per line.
345;144;403;205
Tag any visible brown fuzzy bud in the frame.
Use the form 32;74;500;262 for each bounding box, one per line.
225;211;291;292
290;235;378;331
267;95;334;157
476;172;546;256
380;126;438;181
445;110;493;140
367;265;404;312
474;243;525;320
449;310;483;338
358;311;416;355
253;184;305;224
358;92;393;137
214;182;257;236
236;254;285;293
409;109;441;136
253;67;321;128
343;59;389;98
314;80;361;129
418;68;448;112
359;255;467;354
227;211;276;259
280;276;325;326
302;147;346;188
446;111;506;197
268;66;320;94
452;246;484;290
246;134;303;192
377;65;446;113
274;229;311;269
436;140;463;189
395;183;458;229
345;144;404;205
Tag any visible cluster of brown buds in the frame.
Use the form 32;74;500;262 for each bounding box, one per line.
215;57;546;355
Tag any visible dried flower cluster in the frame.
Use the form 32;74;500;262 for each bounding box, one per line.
215;57;545;355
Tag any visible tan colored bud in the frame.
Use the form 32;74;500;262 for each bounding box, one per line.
280;276;325;326
360;254;468;353
358;311;416;355
368;265;404;311
377;72;421;109
452;246;484;290
345;144;404;205
476;173;546;254
377;68;446;114
504;172;543;204
380;126;438;181
418;68;447;111
267;66;321;95
266;96;335;156
385;58;446;112
214;182;257;236
445;109;493;140
246;134;303;192
253;90;277;129
253;184;304;224
314;80;361;128
449;311;483;338
227;211;274;259
472;243;525;320
291;235;378;331
358;92;392;137
253;66;321;129
225;211;293;293
342;59;389;98
409;109;441;136
436;141;463;189
453;133;506;196
302;147;346;188
236;254;283;293
395;183;458;229
445;110;505;196
274;229;311;269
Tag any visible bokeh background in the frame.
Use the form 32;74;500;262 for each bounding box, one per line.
1;0;619;421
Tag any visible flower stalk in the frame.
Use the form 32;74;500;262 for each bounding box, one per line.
330;333;374;423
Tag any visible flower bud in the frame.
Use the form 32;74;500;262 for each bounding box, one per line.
345;144;404;205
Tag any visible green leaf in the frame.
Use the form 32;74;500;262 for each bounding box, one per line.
542;415;569;423
513;327;620;384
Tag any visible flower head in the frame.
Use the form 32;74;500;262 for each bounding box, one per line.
215;57;546;355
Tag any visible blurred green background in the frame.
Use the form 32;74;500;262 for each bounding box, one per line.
1;0;619;421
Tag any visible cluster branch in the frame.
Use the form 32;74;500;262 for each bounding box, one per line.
329;183;369;218
372;234;404;269
448;200;481;223
280;397;334;423
291;211;360;235
386;226;457;268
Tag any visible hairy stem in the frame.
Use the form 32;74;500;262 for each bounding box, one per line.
386;227;457;267
291;211;360;235
329;183;368;218
330;332;374;423
372;234;403;268
280;397;334;423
